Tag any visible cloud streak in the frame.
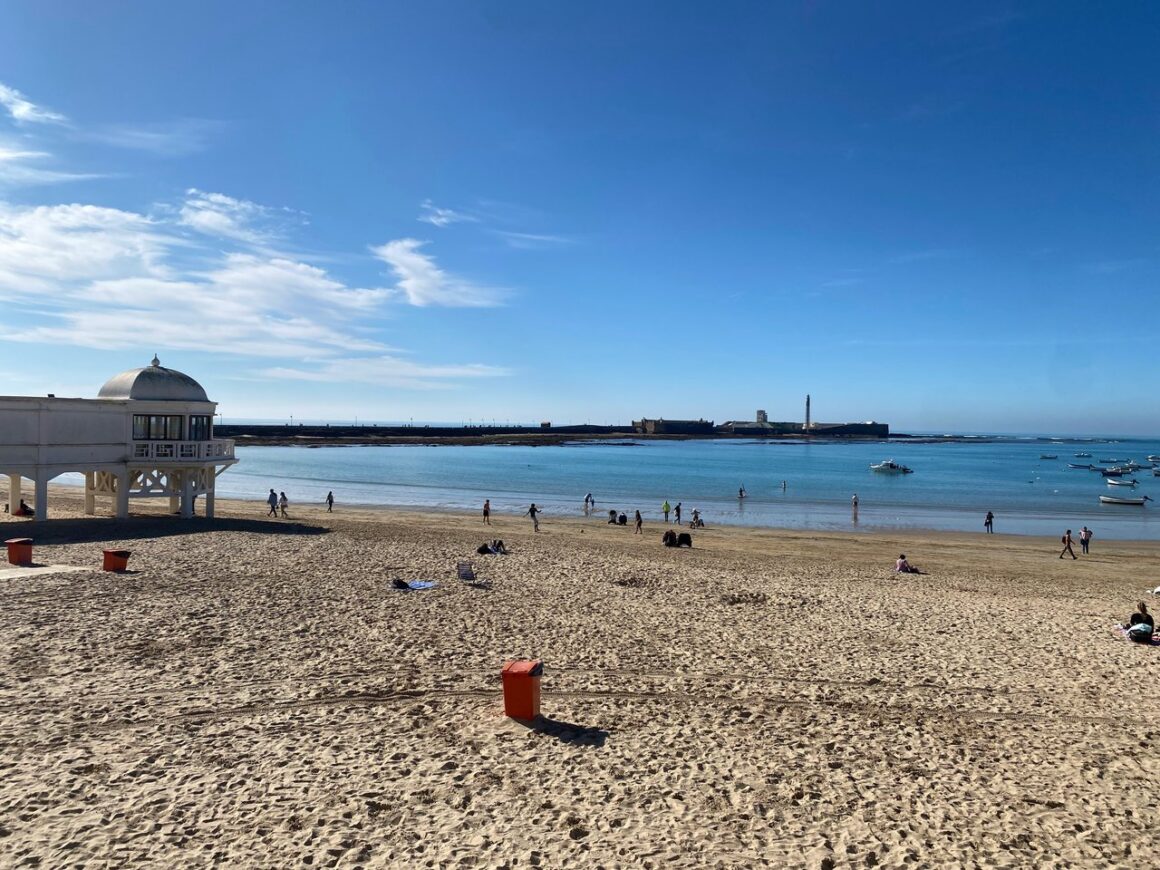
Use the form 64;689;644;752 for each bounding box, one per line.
418;199;477;227
0;197;506;387
372;238;504;307
0;83;66;125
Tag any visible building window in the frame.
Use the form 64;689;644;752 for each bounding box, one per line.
189;415;212;441
132;414;184;440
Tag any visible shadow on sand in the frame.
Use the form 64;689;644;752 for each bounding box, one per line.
0;515;330;545
513;715;610;748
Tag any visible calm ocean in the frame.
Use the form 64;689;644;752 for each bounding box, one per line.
202;437;1160;540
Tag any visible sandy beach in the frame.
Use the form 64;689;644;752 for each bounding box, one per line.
3;493;1160;868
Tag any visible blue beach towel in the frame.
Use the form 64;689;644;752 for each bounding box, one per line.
391;579;438;591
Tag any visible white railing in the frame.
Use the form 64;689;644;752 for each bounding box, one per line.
131;439;236;461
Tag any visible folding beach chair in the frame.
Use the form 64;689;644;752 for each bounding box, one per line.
457;560;489;589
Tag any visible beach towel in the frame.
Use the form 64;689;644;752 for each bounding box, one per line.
390;578;438;591
1113;624;1160;645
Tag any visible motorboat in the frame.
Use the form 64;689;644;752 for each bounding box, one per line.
1039;454;1058;459
870;460;913;474
1099;458;1126;463
1106;478;1138;487
1147;455;1160;462
1067;463;1092;469
1074;452;1092;458
1153;468;1160;477
1100;495;1151;505
1101;469;1125;478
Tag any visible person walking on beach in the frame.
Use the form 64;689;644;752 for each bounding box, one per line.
662;500;671;523
325;491;334;512
267;488;278;517
483;499;491;525
634;510;643;535
674;502;682;525
1079;525;1093;554
525;502;541;532
985;511;994;533
1059;529;1076;559
279;491;289;518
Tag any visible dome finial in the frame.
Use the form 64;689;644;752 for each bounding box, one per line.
151;354;160;367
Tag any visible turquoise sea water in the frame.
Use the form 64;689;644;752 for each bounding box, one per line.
207;438;1160;540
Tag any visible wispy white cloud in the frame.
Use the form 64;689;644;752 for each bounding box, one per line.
0;83;66;125
418;199;478;227
0;138;105;187
84;119;221;156
260;355;509;389
177;188;295;245
0;198;504;386
371;238;505;307
492;229;575;249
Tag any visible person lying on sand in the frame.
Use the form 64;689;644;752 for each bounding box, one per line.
895;554;922;574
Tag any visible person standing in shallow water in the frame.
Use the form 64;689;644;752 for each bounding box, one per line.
985;511;994;533
662;500;671;523
1059;529;1076;559
483;499;491;525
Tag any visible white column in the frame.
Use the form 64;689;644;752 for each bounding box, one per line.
115;470;130;519
34;476;48;521
179;470;193;518
84;471;96;515
206;467;216;518
7;474;19;513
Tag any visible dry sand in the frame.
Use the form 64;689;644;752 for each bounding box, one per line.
3;493;1160;868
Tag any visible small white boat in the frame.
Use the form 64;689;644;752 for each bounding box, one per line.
1075;452;1092;458
1068;463;1092;469
1107;478;1138;487
870;460;913;474
1147;454;1160;462
1100;495;1151;505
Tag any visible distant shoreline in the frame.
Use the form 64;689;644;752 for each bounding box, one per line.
215;423;1024;448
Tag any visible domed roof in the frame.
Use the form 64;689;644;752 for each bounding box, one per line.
98;356;210;402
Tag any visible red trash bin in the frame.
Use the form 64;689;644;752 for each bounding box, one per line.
102;549;131;572
5;538;32;566
501;659;543;720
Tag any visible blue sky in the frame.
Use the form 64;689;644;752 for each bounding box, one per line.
0;2;1157;434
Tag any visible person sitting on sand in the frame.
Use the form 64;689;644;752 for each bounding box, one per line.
14;499;32;517
895;554;921;574
1124;602;1155;642
608;509;618;524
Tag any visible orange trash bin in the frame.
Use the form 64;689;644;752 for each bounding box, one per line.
501;659;543;720
102;549;131;572
5;538;32;566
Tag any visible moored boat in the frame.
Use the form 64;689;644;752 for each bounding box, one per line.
1075;452;1092;458
1106;478;1138;487
1100;495;1151;505
1039;454;1058;459
1148;455;1160;462
1068;463;1092;469
870;460;913;474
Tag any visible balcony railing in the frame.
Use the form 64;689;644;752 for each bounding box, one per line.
131;439;236;462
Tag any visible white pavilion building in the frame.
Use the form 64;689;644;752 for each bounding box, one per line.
0;357;237;520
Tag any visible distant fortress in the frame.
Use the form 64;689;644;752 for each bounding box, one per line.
634;395;887;438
